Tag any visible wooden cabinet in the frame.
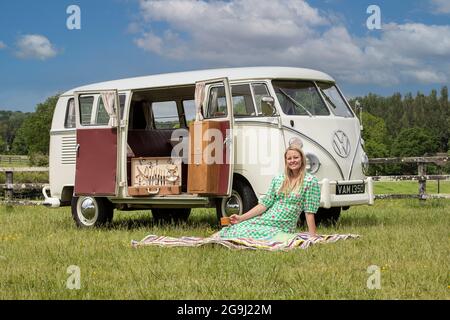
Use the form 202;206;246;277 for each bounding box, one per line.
187;121;222;194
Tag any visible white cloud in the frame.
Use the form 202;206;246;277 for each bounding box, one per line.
133;0;450;86
430;0;450;14
135;32;163;54
0;41;6;49
15;34;58;60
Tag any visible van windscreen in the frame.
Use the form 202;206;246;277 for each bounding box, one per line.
272;80;330;116
317;82;354;118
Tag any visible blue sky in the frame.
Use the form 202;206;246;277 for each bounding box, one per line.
0;0;449;112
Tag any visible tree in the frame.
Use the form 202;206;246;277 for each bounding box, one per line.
0;135;5;153
391;127;440;175
11;95;58;155
391;127;440;157
360;112;390;175
361;112;389;157
0;111;29;153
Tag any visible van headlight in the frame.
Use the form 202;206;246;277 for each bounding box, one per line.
361;152;369;175
305;153;321;173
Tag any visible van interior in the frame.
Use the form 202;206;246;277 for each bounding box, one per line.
126;86;196;193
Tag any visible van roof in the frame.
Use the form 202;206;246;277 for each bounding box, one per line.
62;66;335;95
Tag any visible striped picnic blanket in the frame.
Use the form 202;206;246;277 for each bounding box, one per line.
131;232;359;251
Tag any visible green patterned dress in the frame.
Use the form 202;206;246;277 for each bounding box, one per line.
219;173;321;240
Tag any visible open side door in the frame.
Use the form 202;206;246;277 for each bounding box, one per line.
74;90;120;196
187;78;234;196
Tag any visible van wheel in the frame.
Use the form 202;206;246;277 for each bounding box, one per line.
299;207;341;227
216;179;258;224
152;208;191;224
71;196;113;228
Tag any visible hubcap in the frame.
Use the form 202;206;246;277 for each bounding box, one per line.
78;197;98;226
222;191;243;216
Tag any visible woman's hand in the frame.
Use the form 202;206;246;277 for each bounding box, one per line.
229;214;243;224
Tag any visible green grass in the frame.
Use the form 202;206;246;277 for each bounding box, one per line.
374;180;450;194
0;200;449;299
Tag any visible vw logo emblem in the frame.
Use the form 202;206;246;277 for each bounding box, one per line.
332;130;351;158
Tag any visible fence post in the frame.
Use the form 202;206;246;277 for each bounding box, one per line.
418;163;426;200
5;170;13;201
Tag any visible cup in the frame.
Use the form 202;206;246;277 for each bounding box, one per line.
220;216;231;226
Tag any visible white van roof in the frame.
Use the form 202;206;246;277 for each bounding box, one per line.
62;66;335;95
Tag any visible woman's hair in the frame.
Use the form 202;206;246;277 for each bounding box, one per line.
279;144;307;195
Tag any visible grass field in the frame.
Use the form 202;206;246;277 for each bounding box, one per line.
374;180;450;195
0;198;448;300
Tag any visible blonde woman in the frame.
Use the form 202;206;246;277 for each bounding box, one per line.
219;143;320;240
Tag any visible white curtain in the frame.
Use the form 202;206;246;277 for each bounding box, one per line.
101;91;117;127
194;82;206;122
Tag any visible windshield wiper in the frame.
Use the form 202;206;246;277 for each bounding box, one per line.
278;88;313;117
319;87;338;110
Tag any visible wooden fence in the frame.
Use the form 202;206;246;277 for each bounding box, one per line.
0;155;29;164
369;155;449;199
0;167;48;202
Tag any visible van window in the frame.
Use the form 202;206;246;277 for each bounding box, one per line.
64;98;75;128
79;96;95;125
272;80;330;116
251;83;270;115
152;101;180;129
231;84;256;117
206;84;258;118
96;97;110;125
119;95;126;120
317;82;353;117
206;86;227;118
96;94;127;125
182;100;196;127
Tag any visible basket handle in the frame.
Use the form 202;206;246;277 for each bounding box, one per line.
146;188;160;195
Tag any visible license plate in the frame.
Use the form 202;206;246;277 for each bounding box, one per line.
336;183;365;195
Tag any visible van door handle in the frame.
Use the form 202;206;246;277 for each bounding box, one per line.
76;144;80;155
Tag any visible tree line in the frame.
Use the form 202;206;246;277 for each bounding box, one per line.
0;87;449;173
0;96;57;165
349;86;449;174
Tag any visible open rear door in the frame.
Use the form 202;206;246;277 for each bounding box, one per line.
188;78;234;196
74;90;120;196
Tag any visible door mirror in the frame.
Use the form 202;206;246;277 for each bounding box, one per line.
261;96;276;116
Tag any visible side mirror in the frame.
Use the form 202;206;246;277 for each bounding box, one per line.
261;96;277;116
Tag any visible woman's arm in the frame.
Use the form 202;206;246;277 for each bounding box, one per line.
305;212;317;236
230;204;267;224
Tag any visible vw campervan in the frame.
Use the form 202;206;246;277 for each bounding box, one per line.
43;67;374;227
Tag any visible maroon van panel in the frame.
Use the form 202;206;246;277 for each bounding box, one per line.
218;121;230;195
74;128;117;196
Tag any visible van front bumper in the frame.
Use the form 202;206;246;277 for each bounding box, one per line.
319;177;374;208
